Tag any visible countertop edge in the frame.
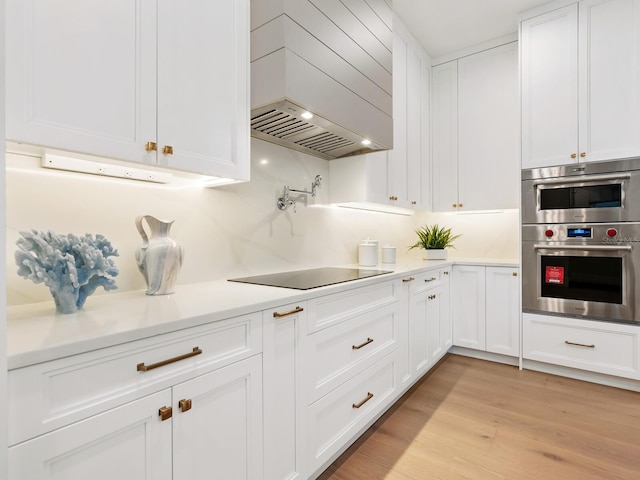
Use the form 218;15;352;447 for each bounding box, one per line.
7;259;518;369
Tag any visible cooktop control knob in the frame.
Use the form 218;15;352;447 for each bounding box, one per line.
606;228;618;237
545;229;554;238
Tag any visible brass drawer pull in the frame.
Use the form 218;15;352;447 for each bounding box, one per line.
352;392;374;409
179;399;193;413
564;340;595;349
425;277;437;282
443;271;449;275
402;277;415;283
162;145;174;155
159;406;173;421
352;338;374;350
273;306;304;318
145;141;157;152
137;347;202;372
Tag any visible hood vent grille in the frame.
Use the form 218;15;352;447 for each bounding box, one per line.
250;100;381;160
251;105;358;159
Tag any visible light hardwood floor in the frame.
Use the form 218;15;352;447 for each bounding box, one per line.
318;355;640;480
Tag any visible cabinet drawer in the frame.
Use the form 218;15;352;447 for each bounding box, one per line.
9;312;261;446
307;303;399;402
307;352;397;472
306;280;398;333
523;313;640;379
412;271;442;293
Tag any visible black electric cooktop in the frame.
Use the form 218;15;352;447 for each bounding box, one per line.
228;267;393;290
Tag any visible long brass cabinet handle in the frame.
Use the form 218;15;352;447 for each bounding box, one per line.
352;392;374;409
352;338;374;350
402;277;415;283
425;277;437;282
565;340;595;348
137;347;203;372
273;306;304;318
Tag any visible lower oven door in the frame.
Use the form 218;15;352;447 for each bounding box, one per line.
522;242;638;324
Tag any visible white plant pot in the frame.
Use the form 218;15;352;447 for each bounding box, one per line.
423;249;447;260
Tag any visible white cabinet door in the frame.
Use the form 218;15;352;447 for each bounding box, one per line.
431;60;459;212
439;267;453;353
452;265;486;350
262;303;308;480
458;42;519;210
172;355;263;480
387;20;409;207
425;284;444;368
521;4;579;169
578;0;640;163
485;267;520;357
9;390;172;480
6;0;156;165
157;0;249;179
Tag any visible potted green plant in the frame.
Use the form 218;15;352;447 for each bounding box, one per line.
409;224;461;260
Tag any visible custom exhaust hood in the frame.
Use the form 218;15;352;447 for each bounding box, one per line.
250;0;393;160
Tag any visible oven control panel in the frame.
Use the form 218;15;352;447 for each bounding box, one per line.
524;223;640;243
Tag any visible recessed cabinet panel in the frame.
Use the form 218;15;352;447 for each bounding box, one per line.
172;356;263;480
453;265;486;350
6;0;156;164
485;267;520;356
9;390;172;480
431;60;459;212
458;42;519;210
521;5;578;168
157;0;249;178
579;0;640;162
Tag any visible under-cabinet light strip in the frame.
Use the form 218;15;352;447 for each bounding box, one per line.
41;154;174;184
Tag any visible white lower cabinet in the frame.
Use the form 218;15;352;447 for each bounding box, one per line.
8;313;263;480
262;302;308;480
453;265;520;357
407;267;452;381
172;356;263;480
9;356;263;480
307;352;398;473
9;390;173;480
523;313;640;380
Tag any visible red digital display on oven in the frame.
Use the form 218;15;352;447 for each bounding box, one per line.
545;266;565;285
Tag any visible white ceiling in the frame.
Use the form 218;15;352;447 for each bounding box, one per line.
393;0;554;58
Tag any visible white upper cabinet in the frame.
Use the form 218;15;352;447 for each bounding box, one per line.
329;14;431;213
521;0;640;168
432;61;459;212
432;42;519;212
6;0;249;181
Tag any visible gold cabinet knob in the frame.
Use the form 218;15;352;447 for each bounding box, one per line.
179;399;192;413
512;272;518;276
458;203;463;208
158;406;173;421
580;152;586;157
571;153;577;159
145;141;157;152
452;203;457;208
162;145;174;155
411;200;417;205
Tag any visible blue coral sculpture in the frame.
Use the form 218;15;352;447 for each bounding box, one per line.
15;230;119;314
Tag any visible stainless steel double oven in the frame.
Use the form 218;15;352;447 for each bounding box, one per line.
522;158;640;325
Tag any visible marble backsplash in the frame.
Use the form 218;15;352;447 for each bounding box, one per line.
5;138;519;306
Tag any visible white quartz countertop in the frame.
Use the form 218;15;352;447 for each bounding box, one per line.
7;257;518;370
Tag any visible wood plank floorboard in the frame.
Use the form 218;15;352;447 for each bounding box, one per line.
317;355;640;480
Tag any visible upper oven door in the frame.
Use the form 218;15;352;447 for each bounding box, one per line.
521;171;640;224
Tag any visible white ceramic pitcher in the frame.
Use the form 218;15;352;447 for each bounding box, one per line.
135;215;184;295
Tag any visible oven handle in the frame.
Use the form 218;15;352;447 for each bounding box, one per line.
533;172;631;187
534;244;632;251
